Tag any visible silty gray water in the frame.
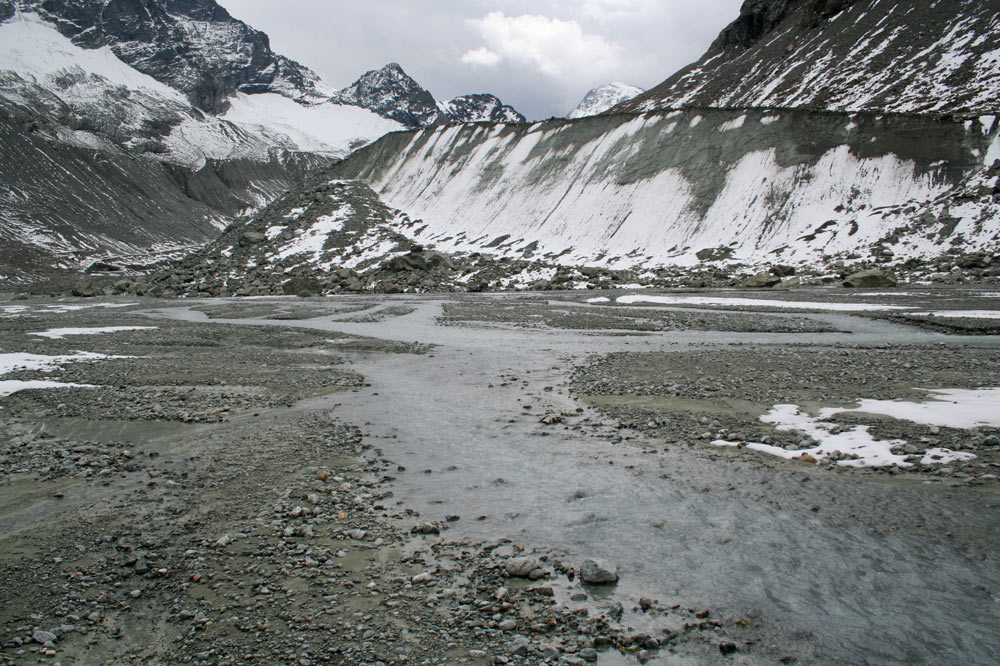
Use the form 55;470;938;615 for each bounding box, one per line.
142;294;1000;665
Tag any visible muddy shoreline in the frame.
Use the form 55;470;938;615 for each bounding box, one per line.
2;288;999;665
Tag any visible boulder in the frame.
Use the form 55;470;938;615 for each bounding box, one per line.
579;559;618;585
744;272;781;288
776;276;801;289
696;246;734;262
843;269;897;288
505;557;546;579
282;276;322;296
71;279;97;297
387;253;429;271
239;231;266;246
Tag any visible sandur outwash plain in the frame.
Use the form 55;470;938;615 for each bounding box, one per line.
2;0;1000;665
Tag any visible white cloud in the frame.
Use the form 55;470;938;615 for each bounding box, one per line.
462;11;623;78
582;0;644;21
461;47;502;67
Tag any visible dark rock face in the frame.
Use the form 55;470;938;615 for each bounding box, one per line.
440;94;525;124
10;0;325;112
617;0;1000;115
710;0;858;54
332;64;446;129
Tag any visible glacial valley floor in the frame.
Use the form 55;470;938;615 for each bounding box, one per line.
1;287;999;666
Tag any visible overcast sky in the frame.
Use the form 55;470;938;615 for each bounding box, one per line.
217;1;744;120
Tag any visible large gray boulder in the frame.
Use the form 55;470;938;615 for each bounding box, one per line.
744;272;781;288
843;269;897;288
505;557;547;579
71;279;97;297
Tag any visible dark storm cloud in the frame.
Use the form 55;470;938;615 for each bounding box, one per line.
217;0;744;120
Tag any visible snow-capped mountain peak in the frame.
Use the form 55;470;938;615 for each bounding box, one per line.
437;94;525;124
331;63;445;129
567;82;643;119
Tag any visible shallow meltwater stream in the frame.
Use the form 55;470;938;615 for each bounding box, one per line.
145;295;1000;665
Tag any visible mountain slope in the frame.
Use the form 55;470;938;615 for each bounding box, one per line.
618;0;1000;115
0;10;400;279
568;82;643;119
328;109;998;269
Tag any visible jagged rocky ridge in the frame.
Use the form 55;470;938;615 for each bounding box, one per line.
618;0;1000;115
439;93;525;125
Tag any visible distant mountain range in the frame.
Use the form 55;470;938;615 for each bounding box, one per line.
4;0;999;290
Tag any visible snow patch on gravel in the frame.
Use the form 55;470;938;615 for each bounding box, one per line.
906;310;1000;319
746;404;910;468
819;388;1000;429
0;350;123;396
713;389;996;467
30;326;157;339
0;379;93;397
615;295;913;312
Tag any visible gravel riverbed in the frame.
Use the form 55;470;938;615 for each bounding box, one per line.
2;288;999;665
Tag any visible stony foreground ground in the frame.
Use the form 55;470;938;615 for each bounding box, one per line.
1;288;999;665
